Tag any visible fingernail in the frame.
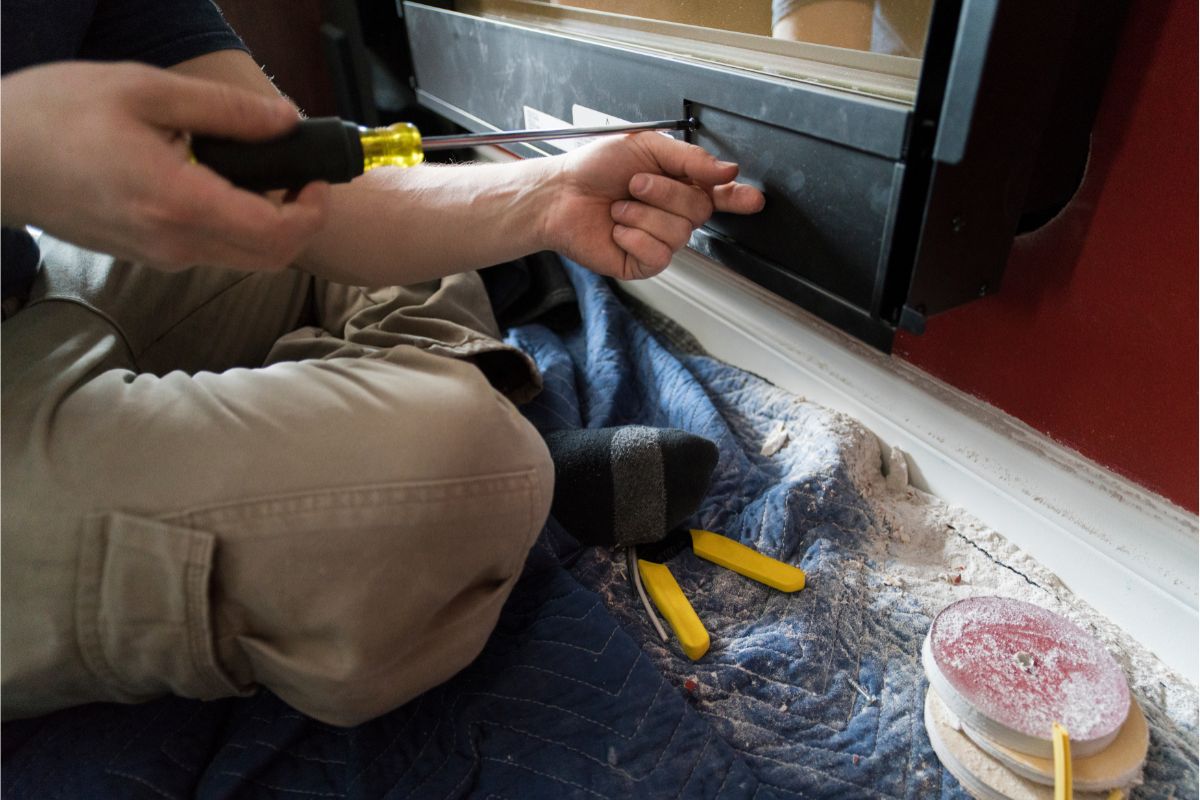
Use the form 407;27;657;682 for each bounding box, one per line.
615;201;630;217
630;175;650;194
715;160;737;169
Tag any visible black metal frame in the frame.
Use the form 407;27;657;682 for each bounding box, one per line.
891;0;1125;326
398;0;1121;350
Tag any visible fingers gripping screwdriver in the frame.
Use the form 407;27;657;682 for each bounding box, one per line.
191;116;697;192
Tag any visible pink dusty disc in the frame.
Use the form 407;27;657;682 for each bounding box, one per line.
926;596;1130;758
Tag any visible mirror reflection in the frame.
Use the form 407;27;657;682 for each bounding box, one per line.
546;0;931;56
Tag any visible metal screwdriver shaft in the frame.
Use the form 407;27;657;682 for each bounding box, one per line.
192;117;698;192
421;118;696;150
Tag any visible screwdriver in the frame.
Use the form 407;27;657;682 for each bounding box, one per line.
191;116;697;192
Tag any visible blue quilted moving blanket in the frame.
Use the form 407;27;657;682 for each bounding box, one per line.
4;261;1196;799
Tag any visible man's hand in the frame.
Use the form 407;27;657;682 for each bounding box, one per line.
541;132;765;280
1;61;329;272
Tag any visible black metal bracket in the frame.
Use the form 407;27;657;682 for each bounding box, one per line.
394;1;1124;351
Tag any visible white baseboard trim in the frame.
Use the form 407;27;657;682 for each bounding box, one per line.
621;248;1199;685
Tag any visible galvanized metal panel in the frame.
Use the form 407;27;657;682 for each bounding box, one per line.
404;4;912;159
404;3;908;346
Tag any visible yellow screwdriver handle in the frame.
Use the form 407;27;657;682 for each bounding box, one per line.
359;122;424;170
690;529;806;592
192;118;425;192
637;560;710;660
193;117;693;192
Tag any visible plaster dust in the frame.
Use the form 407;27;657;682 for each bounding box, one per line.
925;689;1113;800
926;596;1131;753
588;295;1195;793
964;694;1152;791
827;406;1199;740
760;421;790;456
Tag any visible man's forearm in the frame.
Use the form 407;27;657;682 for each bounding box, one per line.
296;156;562;286
167;49;764;284
170;49;564;286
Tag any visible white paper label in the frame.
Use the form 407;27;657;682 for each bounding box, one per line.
574;104;677;141
571;104;631;128
521;105;588;152
520;103;677;154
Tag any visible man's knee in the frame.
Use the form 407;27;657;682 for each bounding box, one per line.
219;379;555;727
288;564;526;727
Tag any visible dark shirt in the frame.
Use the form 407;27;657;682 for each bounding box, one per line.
2;0;247;298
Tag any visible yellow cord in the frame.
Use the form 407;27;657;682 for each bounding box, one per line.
1052;722;1073;800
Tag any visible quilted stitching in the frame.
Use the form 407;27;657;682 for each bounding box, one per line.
3;260;1195;800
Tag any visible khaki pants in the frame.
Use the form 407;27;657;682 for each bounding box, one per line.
1;237;554;727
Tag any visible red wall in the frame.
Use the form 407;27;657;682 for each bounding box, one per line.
895;0;1199;512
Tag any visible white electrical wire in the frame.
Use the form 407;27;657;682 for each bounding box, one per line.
628;546;669;643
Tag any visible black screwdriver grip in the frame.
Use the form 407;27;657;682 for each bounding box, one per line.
191;117;364;192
